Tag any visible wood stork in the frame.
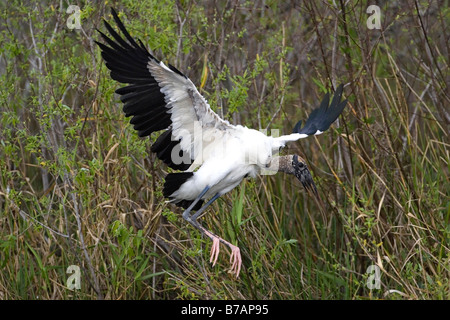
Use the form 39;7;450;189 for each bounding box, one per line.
96;8;347;278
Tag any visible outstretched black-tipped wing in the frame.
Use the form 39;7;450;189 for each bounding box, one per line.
95;9;172;137
272;84;347;149
96;8;235;169
293;84;347;136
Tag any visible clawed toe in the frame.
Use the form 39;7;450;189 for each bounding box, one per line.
229;246;242;278
210;237;220;266
207;235;242;278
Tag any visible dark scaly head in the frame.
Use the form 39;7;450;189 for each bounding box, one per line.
275;155;319;199
291;155;318;198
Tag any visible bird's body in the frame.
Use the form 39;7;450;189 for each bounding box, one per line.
97;8;347;278
173;125;272;201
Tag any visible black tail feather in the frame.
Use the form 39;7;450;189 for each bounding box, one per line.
163;172;193;198
163;173;204;211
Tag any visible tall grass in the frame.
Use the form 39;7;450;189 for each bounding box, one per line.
0;0;448;299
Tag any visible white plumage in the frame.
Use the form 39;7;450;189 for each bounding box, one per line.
97;8;348;278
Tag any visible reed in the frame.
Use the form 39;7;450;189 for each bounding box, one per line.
0;0;448;299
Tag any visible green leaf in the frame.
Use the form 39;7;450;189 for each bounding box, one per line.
137;271;166;281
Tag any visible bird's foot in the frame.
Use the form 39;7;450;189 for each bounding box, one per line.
229;244;241;278
204;231;242;278
210;236;220;266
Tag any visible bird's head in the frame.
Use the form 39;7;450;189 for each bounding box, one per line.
290;155;318;198
272;154;319;199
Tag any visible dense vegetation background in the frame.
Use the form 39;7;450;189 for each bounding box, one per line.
0;0;448;299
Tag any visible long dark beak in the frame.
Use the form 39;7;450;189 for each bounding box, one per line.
292;155;319;199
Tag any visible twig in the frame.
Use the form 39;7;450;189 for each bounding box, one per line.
10;199;70;238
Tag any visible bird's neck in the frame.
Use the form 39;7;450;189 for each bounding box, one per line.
267;155;296;174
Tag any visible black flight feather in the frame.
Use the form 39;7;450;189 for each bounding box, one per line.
293;84;347;136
